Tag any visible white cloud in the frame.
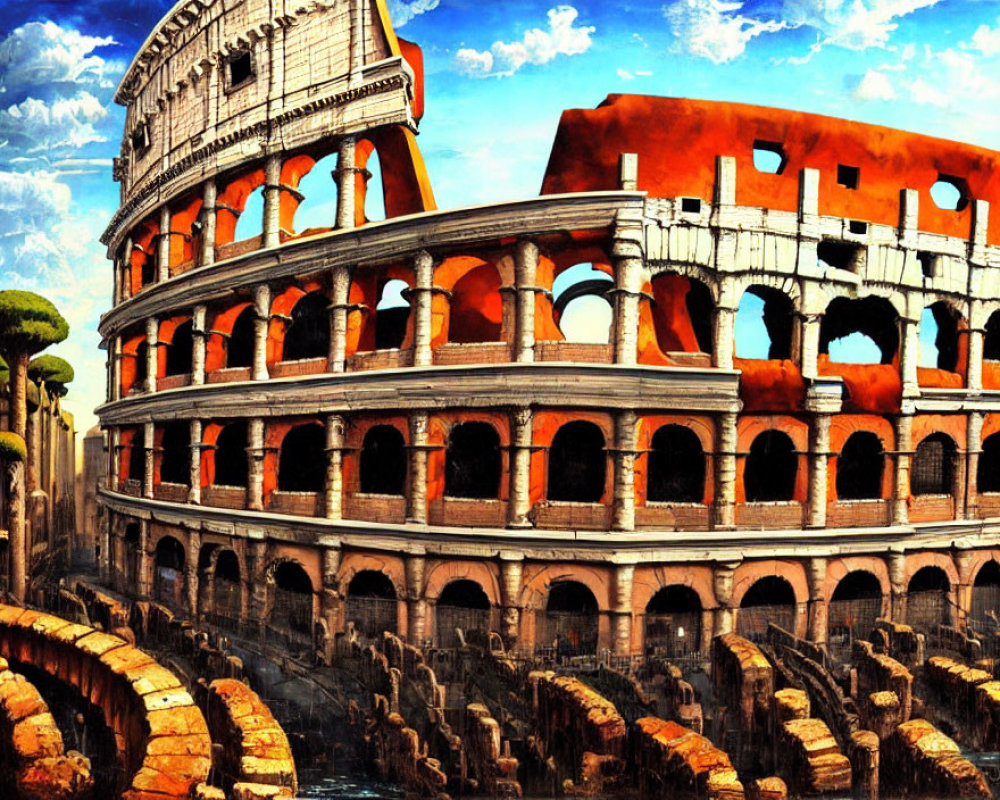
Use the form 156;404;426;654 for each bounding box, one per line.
617;68;635;80
0;93;107;153
781;0;941;52
386;0;439;28
663;0;788;64
635;69;654;76
907;76;948;107
0;21;115;95
964;21;1000;57
852;68;897;100
455;6;595;77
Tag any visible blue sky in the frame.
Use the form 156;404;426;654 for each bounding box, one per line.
2;0;1000;431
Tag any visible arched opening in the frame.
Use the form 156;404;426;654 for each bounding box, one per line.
971;561;1000;646
283;292;330;361
345;570;398;639
375;279;410;350
650;273;714;355
644;585;702;658
128;431;145;482
436;580;491;648
738;576;796;642
165;320;193;377
979;433;1000;493
735;287;793;360
359;425;406;495
820;296;899;364
232;184;264;241
363;147;386;223
449;264;503;344
744;430;797;502
836;431;884;500
906;566;950;633
918;302;961;372
542;581;599;658
134;340;148;389
212;550;241;624
647;425;705;503
214;423;248;487
548;421;606;502
827;571;882;661
228;306;256;368
911;433;956;496
985;311;1000;361
123;523;140;589
153;536;186;610
445;422;501;499
553;264;614;344
270;561;314;649
160;421;190;486
293;152;338;232
930;174;969;211
278;423;325;492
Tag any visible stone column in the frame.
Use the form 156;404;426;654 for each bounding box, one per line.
137;519;151;597
188;419;202;504
252;284;271;381
405;555;427;645
263;154;282;249
508;406;533;528
329;264;351;372
900;316;920;399
143;422;154;499
157;205;171;281
191;304;207;385
412;250;434;367
186;529;201;619
336;136;357;229
612;564;635;656
325;415;345;520
407;412;429;523
713;411;738;529
499;554;524;647
807;414;832;528
713;279;739;370
612;410;637;532
893;415;913;526
968;296;985;392
113;254;122;305
201;179;217;266
954;549;976;631
122;236;134;300
713;562;738;637
247;418;265;512
807;556;828;645
145;317;158;393
111;336;122;402
319;546;341;661
514;239;538;362
611;226;644;365
889;551;907;625
249;539;268;630
967;411;984;519
798;313;823;381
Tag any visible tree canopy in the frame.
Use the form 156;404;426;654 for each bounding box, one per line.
28;354;74;398
0;432;26;462
0;291;69;358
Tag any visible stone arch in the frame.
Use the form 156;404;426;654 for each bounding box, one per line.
359;424;406;495
907;565;952;633
158;421;190;486
736;575;798;642
127;427;145;482
827;570;884;660
266;559;315;649
338;553;407;603
153;535;186;610
919;299;967;374
211;549;241;622
835;431;885;500
911;432;957;496
743;429;798;502
435;579;493;647
647;423;706;503
163;318;194;377
345;569;399;639
970;559;1000;639
213;422;248;488
643;585;702;657
445;421;502;499
267;281;325;364
518;564;611;613
424;561;501;607
277;423;325;492
649;270;715;355
734;283;797;360
547;420;607;502
541;580;599;657
552;262;615;345
822;556;891;602
216;167;266;247
979;432;1000;493
206;302;256;372
820;295;900;364
282;291;330;362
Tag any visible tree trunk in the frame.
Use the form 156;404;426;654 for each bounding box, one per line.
10;352;27;440
25;393;37;493
6;458;25;603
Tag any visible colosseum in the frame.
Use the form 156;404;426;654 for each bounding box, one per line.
85;0;1000;796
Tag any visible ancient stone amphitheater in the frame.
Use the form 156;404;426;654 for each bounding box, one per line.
95;0;1000;704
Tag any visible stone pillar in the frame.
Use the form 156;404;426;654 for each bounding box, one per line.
122;236;134;300
201;179;217;266
137;519;151;597
967;411;984;519
263;154;282;249
111;336;122;402
407;412;429;523
336;136;356;229
145;317;158;393
508;406;533;528
850;730;880;800
405;555;427;645
157;205;171;281
325;414;345;520
714;411;738;529
807;556;828;645
143;422;154;500
611;222;644;365
612;564;635;656
514;239;538;362
249;539;268;629
713;562;738;637
109;428;121;489
412;250;434;367
186;529;201;619
713;280;739;370
954;549;975;631
900;317;920;399
191;304;207;385
807;414;832;528
247;418;265;511
329;264;351;372
252;284;271;381
612;410;637;532
113;254;122;305
968;297;984;392
798;313;822;381
319;546;341;661
499;554;523;647
893;415;913;526
889;551;907;625
188;419;202;504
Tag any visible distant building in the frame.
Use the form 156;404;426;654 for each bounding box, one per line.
97;0;1000;664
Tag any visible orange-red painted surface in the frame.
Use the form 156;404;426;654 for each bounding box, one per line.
542;95;1000;244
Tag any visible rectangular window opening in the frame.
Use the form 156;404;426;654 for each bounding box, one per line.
848;220;868;235
918;251;941;279
228;50;254;89
681;197;701;214
818;239;864;272
837;164;860;189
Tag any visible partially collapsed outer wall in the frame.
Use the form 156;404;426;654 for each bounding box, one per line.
96;0;1000;662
